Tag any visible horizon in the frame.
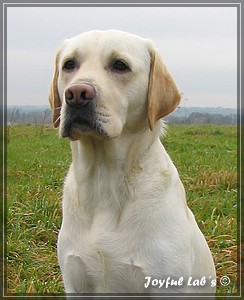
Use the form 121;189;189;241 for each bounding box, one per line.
6;104;238;110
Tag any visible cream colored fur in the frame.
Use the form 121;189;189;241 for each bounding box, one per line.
49;30;216;294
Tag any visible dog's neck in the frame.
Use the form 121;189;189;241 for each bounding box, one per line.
68;122;171;215
70;123;163;173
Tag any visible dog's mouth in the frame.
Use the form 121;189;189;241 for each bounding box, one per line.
60;107;109;140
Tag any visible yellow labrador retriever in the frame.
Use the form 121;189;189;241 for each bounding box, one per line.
49;30;216;294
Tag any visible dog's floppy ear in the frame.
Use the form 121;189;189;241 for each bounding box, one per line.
147;48;181;130
49;52;61;128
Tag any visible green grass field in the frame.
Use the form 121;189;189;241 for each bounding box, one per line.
6;124;238;295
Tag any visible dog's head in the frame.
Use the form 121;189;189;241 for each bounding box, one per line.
49;30;181;140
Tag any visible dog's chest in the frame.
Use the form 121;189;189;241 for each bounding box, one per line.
61;211;148;292
59;158;173;292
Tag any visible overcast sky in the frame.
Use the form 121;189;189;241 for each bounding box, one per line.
7;6;237;108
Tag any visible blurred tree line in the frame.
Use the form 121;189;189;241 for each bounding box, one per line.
7;106;237;126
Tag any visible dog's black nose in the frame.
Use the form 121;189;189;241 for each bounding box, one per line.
65;83;96;107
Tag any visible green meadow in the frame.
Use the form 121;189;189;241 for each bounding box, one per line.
7;124;238;295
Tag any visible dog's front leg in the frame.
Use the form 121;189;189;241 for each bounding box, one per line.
61;254;94;293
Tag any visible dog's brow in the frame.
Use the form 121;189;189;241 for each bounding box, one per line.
107;50;132;67
61;49;82;64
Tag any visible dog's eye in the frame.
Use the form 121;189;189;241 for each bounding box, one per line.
63;60;76;70
112;60;130;73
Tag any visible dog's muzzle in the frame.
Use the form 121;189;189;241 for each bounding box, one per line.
60;83;109;140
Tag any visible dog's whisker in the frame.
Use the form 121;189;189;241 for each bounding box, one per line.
54;106;62;111
96;112;111;118
53;115;61;127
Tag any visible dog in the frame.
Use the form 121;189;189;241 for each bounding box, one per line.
49;30;216;294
